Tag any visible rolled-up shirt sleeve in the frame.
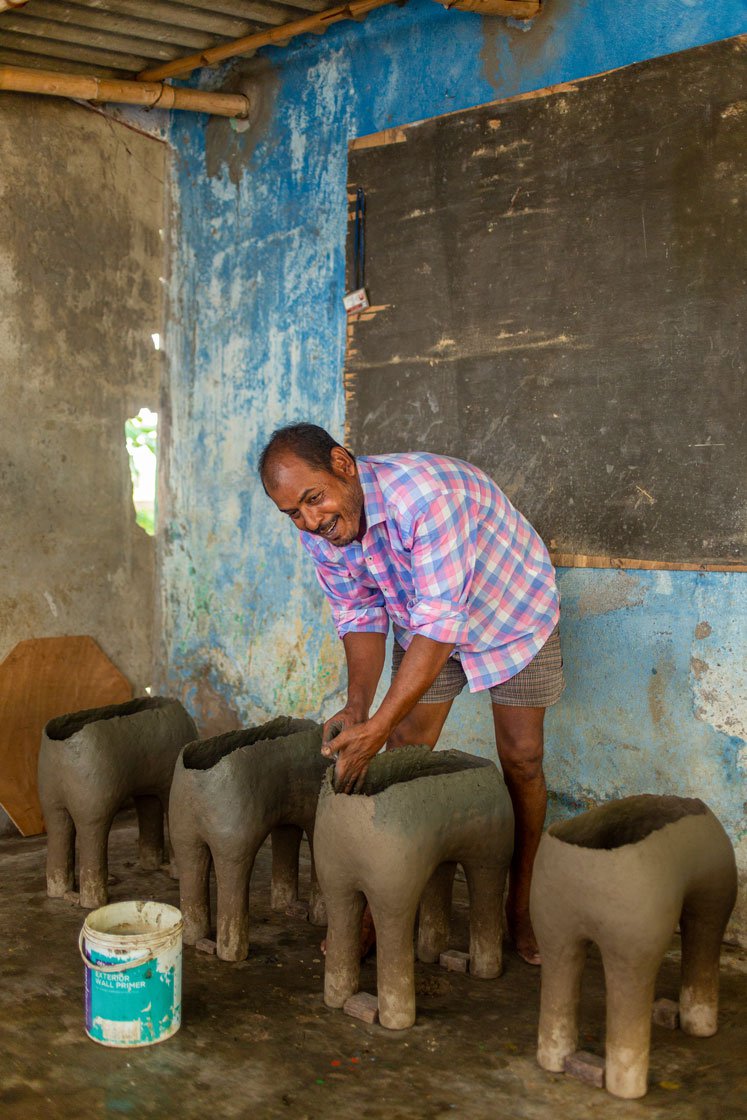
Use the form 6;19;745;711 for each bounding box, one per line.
406;491;478;646
312;554;389;640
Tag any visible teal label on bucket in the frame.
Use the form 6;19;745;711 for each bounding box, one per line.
84;944;182;1046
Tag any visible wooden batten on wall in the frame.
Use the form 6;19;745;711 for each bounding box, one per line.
549;554;747;574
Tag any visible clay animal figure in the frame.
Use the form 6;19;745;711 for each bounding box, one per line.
530;795;737;1099
315;746;514;1030
169;716;329;961
39;696;197;909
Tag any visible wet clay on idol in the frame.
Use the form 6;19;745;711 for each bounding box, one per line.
314;746;514;1030
530;794;737;1099
169;717;330;961
39;697;197;908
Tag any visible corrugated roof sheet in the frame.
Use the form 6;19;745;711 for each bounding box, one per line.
0;0;336;78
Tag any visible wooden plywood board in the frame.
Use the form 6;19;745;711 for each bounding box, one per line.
0;636;132;836
344;36;747;568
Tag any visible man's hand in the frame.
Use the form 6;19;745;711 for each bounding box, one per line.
322;635;454;794
322;705;366;751
323;718;389;795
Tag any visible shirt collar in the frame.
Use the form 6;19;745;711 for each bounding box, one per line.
357;458;387;532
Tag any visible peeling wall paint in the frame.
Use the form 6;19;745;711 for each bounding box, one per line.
557;571;747;944
161;0;746;941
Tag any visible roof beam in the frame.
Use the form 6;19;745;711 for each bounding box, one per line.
137;0;399;82
0;64;250;116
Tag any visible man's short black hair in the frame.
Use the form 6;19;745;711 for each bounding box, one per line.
258;423;349;487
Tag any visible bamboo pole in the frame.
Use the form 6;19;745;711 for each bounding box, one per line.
137;0;399;83
0;65;250;117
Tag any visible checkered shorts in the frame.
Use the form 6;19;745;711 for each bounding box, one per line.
391;624;564;708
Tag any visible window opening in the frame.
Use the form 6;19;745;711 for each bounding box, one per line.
125;407;157;536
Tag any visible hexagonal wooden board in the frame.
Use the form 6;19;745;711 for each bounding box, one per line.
0;637;132;836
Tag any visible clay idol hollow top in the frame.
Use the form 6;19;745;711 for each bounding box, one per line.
44;695;184;741
331;744;491;796
181;715;320;771
547;793;708;850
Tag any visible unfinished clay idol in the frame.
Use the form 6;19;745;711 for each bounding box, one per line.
39;696;197;909
169;717;329;961
314;746;514;1030
530;795;737;1100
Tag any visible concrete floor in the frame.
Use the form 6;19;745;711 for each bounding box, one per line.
1;818;746;1120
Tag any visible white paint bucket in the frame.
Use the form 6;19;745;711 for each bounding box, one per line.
79;900;183;1047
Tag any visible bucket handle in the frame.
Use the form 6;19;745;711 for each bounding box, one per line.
79;929;155;973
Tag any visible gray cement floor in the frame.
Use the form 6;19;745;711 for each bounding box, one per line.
1;817;746;1120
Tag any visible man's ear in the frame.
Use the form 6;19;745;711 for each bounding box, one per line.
330;446;356;478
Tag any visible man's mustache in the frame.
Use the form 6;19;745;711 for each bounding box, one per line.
314;517;338;536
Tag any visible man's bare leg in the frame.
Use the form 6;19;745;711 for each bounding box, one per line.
491;703;546;965
385;698;454;751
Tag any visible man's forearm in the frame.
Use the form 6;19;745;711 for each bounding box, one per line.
342;631;387;716
370;634;454;736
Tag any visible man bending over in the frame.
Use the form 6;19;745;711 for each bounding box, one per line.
259;423;563;965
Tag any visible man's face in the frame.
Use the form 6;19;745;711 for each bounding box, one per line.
264;448;364;547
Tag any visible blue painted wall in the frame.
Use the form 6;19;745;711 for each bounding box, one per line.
162;0;746;939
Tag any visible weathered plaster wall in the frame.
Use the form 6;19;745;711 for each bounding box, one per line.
162;0;746;940
443;570;747;942
0;96;166;693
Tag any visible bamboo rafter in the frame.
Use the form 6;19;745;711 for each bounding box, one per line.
137;0;401;82
137;0;540;84
0;65;250;116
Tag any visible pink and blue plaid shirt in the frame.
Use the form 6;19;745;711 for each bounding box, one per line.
301;453;559;691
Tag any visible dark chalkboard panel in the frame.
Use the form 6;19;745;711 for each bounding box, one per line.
344;37;747;569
